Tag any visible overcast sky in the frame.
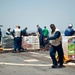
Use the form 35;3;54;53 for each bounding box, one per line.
0;0;75;32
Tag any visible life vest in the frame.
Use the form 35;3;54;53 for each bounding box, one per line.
6;31;11;35
14;28;21;37
50;28;62;46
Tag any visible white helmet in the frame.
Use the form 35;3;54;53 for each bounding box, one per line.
68;24;73;27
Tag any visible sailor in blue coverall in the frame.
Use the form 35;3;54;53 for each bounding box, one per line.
64;24;75;36
37;25;45;48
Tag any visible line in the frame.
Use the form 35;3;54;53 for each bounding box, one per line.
0;62;75;66
0;62;52;66
66;62;75;66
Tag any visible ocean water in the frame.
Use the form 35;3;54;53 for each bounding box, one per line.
2;30;36;36
1;30;65;36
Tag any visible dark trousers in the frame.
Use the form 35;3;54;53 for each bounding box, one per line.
39;35;45;48
50;44;64;66
14;37;21;51
44;36;49;46
0;36;1;43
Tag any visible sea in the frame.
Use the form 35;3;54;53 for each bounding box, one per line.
2;30;64;37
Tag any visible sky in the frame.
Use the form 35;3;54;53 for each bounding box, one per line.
0;0;75;33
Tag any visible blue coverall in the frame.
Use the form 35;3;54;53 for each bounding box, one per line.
64;28;75;36
37;27;45;48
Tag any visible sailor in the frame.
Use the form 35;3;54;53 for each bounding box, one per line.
11;26;22;52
